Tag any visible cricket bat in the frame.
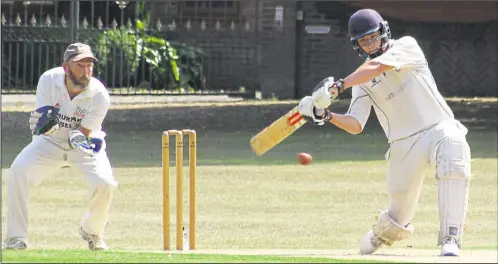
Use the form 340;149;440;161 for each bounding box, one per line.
250;105;307;156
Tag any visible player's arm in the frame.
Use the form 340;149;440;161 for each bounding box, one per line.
342;61;394;89
313;36;427;105
345;36;427;89
35;72;53;108
330;87;372;134
328;113;363;134
309;62;391;108
79;127;92;137
311;60;393;100
300;85;371;134
80;89;110;133
29;73;60;137
68;90;110;156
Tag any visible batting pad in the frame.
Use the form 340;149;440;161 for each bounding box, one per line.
372;210;414;246
436;136;471;247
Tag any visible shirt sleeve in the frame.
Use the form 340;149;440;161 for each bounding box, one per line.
35;72;53;109
371;36;427;70
80;91;110;132
346;85;372;131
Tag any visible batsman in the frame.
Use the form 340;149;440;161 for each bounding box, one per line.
298;9;471;256
2;43;117;250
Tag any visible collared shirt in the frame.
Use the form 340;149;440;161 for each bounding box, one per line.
35;67;110;149
346;36;456;143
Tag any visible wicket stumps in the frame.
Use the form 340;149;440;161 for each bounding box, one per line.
162;129;197;251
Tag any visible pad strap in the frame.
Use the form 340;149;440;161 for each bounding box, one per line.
372;210;414;246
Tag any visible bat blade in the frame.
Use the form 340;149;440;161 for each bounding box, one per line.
250;105;307;156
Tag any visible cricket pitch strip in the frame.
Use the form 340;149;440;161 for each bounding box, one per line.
158;248;497;263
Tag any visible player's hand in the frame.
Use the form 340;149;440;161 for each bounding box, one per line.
88;137;104;154
298;96;331;126
68;130;96;157
29;111;42;131
311;77;344;108
311;77;335;108
88;131;107;154
30;106;60;136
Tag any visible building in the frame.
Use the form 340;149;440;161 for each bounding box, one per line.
2;1;497;97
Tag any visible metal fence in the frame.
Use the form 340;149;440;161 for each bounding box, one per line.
1;0;260;95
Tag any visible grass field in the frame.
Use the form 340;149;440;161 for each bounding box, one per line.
2;249;401;263
1;100;497;263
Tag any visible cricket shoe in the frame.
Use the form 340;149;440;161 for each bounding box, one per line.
78;226;109;251
359;230;384;255
2;237;27;250
440;237;460;256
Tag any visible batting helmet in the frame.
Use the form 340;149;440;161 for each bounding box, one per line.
348;9;391;59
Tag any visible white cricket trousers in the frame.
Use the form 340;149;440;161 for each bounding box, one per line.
385;119;471;244
5;136;118;243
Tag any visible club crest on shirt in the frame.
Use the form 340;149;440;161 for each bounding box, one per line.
371;77;381;87
74;106;88;118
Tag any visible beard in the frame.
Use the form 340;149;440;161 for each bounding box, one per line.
67;68;91;89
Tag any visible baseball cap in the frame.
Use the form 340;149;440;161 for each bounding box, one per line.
63;43;98;62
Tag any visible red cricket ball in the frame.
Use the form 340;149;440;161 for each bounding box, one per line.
297;152;312;165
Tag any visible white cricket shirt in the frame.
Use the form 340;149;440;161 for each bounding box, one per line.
35;67;110;149
346;36;455;143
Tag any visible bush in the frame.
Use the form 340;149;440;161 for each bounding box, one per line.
95;28;140;87
93;0;205;92
171;42;206;91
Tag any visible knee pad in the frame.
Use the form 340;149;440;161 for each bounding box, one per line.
372;210;414;246
435;136;471;181
435;136;471;246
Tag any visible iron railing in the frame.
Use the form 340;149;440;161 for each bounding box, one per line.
1;0;260;96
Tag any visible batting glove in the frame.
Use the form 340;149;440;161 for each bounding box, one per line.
298;96;332;126
311;77;345;109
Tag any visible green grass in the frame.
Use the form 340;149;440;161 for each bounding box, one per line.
1;101;496;263
2;250;393;263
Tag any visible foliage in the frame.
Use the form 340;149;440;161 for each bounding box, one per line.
95;28;140;86
95;22;179;89
170;41;206;91
94;0;205;91
137;19;180;88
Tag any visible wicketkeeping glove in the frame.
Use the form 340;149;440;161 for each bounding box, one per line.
68;130;103;157
88;137;104;154
30;106;60;136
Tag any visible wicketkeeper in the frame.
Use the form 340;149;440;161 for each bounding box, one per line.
2;43;117;251
298;9;471;257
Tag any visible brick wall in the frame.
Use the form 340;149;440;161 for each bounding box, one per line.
294;1;497;97
294;1;362;98
257;0;297;99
